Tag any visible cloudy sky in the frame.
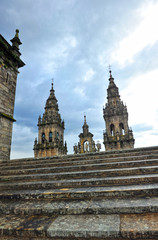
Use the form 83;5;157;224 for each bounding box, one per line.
1;0;158;159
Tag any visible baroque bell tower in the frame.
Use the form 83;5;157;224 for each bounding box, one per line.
34;81;67;157
103;70;135;151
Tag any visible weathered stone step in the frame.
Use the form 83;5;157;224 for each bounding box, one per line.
0;212;158;239
1;158;158;176
0;165;158;183
1;153;158;171
0;183;157;200
0;174;158;191
2;145;158;167
0;197;158;216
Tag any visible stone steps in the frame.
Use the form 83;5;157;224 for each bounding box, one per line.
1;147;158;239
1;212;158;239
1;153;158;171
0;158;158;176
1;145;158;167
0;197;157;216
0;183;158;200
0;174;157;191
0;165;158;184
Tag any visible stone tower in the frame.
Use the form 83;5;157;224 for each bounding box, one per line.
73;115;96;154
103;70;135;151
34;81;67;157
0;30;25;160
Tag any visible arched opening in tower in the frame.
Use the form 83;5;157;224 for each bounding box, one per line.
119;123;125;135
84;140;89;152
42;133;45;143
110;124;115;136
49;132;52;142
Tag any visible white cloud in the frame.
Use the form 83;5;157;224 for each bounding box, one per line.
135;130;158;148
121;69;158;130
70;37;78;48
83;69;95;82
41;35;78;74
11;124;35;159
111;2;158;66
73;87;85;97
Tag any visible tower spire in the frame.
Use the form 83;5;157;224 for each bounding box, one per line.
109;70;112;79
84;114;86;124
108;65;112;78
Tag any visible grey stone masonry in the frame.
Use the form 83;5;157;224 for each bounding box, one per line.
0;30;25;160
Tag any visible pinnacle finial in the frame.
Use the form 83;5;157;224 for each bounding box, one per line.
51;78;54;86
15;29;19;38
48;78;56;99
51;78;54;91
84;114;86;123
108;65;112;79
10;29;22;51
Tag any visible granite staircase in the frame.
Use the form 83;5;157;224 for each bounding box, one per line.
0;146;158;239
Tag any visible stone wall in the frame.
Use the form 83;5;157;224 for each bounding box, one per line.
0;65;18;116
0;115;13;160
0;31;24;160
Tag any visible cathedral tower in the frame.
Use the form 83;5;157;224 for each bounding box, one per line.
103;70;135;151
73;115;96;154
0;30;25;160
34;81;67;157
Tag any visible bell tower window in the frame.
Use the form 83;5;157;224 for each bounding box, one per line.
42;133;45;143
110;124;115;136
49;132;52;142
119;123;125;135
56;132;59;139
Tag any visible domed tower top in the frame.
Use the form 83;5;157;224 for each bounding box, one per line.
107;70;120;100
38;80;64;128
45;81;59;111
